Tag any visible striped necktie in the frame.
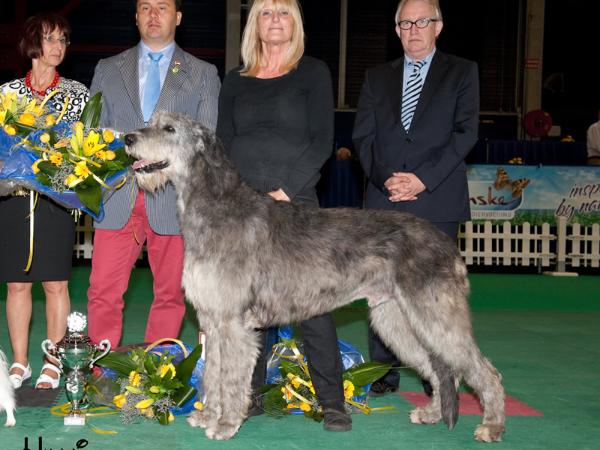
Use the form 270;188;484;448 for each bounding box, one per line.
401;60;426;131
142;51;163;122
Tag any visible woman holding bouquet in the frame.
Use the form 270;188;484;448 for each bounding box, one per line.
216;0;351;431
0;13;89;390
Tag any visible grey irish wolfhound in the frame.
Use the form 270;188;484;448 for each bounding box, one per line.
124;112;505;442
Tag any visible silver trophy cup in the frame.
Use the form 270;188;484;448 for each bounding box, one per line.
42;312;110;425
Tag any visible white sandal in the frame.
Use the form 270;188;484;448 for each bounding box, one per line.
9;362;32;389
35;363;62;389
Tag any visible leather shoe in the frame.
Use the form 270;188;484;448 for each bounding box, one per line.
323;408;352;432
369;379;398;397
247;396;264;417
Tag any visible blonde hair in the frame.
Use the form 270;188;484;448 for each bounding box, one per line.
240;0;305;77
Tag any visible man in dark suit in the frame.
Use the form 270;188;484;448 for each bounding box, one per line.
353;0;479;395
87;0;220;347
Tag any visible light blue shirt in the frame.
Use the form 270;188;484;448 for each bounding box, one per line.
402;48;436;93
138;40;176;107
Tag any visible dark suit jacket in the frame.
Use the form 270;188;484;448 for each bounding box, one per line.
352;50;479;222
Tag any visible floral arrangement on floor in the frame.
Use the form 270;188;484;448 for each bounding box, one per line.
262;338;392;421
0;92;132;218
91;341;204;425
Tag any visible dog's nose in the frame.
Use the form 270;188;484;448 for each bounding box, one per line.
124;134;136;146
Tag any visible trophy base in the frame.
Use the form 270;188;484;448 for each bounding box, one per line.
64;413;86;426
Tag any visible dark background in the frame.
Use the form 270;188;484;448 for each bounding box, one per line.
1;0;597;141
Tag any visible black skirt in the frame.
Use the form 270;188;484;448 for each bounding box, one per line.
0;194;75;282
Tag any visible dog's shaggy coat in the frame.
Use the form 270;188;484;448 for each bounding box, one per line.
125;112;505;441
0;349;16;427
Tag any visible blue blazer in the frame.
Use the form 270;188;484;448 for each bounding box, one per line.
90;43;220;234
353;50;479;222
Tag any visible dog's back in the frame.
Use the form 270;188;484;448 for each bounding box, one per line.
0;349;16;427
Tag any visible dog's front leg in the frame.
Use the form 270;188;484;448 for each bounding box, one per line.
187;320;221;431
203;316;261;440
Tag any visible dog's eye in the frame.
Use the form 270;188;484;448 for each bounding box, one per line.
164;125;176;133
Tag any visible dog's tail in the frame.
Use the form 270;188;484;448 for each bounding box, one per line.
430;354;459;430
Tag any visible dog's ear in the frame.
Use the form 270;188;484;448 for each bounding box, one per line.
195;131;241;198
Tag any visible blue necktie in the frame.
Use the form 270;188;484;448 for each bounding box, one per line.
142;52;163;122
401;60;426;131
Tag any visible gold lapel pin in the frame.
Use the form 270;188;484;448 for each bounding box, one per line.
172;60;181;74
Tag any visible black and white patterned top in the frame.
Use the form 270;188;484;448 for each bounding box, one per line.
0;77;90;123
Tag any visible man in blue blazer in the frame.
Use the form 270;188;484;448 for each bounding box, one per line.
353;0;479;394
87;0;220;347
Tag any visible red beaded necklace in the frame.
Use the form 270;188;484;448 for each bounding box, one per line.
25;70;60;97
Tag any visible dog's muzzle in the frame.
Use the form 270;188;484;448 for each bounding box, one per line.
124;133;170;173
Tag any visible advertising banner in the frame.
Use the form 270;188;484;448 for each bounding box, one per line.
467;165;600;225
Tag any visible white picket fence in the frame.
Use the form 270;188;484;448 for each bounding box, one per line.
74;216;600;271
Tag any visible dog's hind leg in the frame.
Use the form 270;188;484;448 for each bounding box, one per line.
459;350;505;442
369;300;450;427
400;289;505;442
203;315;261;440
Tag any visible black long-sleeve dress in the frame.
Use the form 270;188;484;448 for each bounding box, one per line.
216;56;345;407
217;56;333;205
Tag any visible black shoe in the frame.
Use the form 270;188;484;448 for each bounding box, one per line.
323;408;352;432
369;379;398;397
247;396;264;417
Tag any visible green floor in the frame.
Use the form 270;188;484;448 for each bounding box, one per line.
1;268;599;450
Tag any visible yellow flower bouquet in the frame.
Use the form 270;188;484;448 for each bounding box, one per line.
29;119;132;216
0;92;131;218
262;338;392;421
91;341;204;425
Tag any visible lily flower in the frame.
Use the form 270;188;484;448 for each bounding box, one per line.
96;150;116;161
18;112;36;126
135;398;155;410
102;129;115;143
49;151;62;166
64;174;83;188
31;159;43;174
113;393;127;408
159;363;176;379
82;130;107;157
128;371;141;387
74;161;91;179
45;114;56;127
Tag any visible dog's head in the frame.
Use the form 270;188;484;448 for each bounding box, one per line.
124;111;214;192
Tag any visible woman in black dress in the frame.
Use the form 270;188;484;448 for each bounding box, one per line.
217;0;351;431
0;13;89;390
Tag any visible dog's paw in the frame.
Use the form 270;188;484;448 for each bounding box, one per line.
187;410;212;429
409;406;442;425
204;422;240;440
4;414;16;427
474;423;505;442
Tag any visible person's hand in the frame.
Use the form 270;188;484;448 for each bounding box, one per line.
267;188;290;202
385;172;425;202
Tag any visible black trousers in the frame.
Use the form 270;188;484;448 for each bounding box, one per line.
368;221;459;389
252;312;345;408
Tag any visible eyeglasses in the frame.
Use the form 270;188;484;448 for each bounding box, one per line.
260;9;291;19
43;35;70;46
396;18;439;30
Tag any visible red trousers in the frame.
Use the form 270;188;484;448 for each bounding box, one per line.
87;192;185;347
